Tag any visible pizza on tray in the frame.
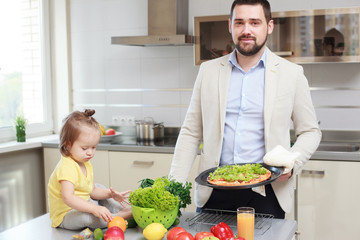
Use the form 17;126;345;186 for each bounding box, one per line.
207;163;271;186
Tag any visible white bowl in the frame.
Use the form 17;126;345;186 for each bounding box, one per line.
99;132;122;143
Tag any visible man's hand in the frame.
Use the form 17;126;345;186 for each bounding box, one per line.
277;170;292;181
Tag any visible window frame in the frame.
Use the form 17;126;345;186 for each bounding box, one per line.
0;0;53;142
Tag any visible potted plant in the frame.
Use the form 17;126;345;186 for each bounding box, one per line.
15;115;27;142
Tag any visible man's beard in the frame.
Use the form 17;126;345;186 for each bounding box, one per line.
235;34;268;56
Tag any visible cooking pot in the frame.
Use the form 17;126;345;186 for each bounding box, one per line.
136;117;154;145
153;122;164;146
136;118;165;146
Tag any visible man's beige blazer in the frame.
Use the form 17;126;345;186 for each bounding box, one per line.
169;48;321;213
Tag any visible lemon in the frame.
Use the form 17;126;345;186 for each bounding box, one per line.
99;123;106;135
143;223;167;240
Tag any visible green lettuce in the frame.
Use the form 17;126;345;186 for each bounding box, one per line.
209;163;268;182
129;178;180;211
129;177;192;217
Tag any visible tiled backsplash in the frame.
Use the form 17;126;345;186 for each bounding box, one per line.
70;0;360;130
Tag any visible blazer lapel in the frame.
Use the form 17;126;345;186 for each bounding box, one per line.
264;49;280;149
218;56;232;135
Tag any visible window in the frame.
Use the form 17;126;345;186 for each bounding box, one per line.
0;0;53;142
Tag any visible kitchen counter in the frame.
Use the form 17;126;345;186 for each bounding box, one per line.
0;135;58;154
0;212;297;240
42;139;360;162
42;139;178;154
311;148;360;161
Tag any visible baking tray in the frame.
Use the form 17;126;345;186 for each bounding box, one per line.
185;209;273;235
195;163;284;190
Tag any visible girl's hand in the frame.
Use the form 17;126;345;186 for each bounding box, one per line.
110;188;131;208
91;205;113;223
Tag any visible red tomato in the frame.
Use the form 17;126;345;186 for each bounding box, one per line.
167;227;187;240
195;232;215;240
175;232;194;240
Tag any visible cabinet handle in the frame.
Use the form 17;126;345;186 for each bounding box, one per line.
133;160;154;166
301;169;325;176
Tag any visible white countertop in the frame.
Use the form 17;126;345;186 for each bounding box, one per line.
0;135;58;154
0;212;297;240
2;133;359;161
42;139;360;161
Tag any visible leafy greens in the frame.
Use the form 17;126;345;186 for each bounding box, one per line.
129;177;192;217
209;163;267;182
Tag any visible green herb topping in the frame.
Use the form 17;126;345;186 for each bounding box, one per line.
209;163;267;182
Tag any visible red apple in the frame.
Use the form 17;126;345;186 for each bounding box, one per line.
105;128;116;135
195;232;215;240
104;226;124;240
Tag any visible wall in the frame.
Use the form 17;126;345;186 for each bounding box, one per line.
69;0;196;127
69;0;360;130
0;148;46;231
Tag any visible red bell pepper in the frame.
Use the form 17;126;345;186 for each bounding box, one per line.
210;222;234;240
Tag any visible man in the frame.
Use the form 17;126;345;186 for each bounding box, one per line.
169;0;321;218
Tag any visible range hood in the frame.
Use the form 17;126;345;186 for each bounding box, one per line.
111;0;193;46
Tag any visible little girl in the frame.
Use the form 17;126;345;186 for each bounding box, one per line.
48;109;132;230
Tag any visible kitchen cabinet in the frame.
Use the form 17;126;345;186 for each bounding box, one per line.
297;160;360;239
108;151;200;212
108;151;173;190
194;15;233;65
43;148;110;210
0;148;45;232
194;7;360;65
43;147;63;209
89;151;110;187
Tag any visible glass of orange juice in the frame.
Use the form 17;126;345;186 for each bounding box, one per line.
237;207;255;240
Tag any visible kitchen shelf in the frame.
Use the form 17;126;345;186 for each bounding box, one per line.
194;7;360;65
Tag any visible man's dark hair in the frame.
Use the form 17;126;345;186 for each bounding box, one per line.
230;0;272;23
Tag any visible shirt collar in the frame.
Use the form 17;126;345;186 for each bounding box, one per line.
229;48;267;71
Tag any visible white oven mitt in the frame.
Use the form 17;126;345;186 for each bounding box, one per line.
263;145;301;174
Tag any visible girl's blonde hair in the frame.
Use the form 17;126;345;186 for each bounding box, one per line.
59;109;100;157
